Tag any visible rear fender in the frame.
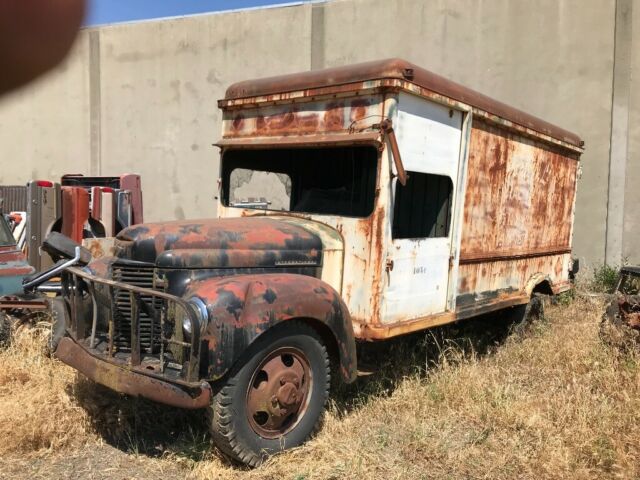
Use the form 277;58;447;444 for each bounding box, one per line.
185;273;357;383
525;273;557;295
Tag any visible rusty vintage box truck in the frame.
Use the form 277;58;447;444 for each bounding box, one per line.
54;59;582;466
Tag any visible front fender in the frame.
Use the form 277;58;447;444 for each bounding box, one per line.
185;273;357;383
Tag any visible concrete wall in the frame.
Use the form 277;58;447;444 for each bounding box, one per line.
317;0;615;266
97;5;311;223
0;33;92;180
623;0;640;263
0;0;634;266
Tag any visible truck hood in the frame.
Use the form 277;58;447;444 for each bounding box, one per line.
115;216;335;269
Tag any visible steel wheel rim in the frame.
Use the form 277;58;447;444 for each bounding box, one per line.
246;346;313;439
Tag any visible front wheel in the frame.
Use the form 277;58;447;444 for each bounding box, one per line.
209;321;330;466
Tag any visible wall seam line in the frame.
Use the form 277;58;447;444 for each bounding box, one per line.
89;30;102;176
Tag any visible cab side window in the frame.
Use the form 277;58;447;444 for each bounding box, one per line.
392;172;453;239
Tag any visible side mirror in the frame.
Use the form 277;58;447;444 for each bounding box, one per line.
42;231;92;266
22;233;93;291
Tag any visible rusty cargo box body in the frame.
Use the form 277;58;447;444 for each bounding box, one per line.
216;58;582;340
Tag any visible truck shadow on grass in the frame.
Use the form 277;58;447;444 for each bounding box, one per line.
69;307;534;464
332;307;531;413
71;378;212;462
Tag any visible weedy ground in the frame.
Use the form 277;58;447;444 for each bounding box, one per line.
0;293;639;480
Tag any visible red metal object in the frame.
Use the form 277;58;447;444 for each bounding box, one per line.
0;297;48;311
0;246;34;297
0;249;34;277
90;186;102;221
616;296;640;329
61;174;144;226
607;270;640;330
119;174;144;225
61;186;90;244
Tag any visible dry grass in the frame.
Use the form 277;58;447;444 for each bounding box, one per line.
1;295;640;479
0;322;95;455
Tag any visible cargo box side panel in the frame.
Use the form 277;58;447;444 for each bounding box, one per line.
457;119;579;311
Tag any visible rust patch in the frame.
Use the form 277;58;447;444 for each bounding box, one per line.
187;273;357;383
232;113;245;132
118;217;324;265
611;295;640;330
56;337;211;409
0;247;34;278
349;98;370;122
221;95;384;139
456;118;577;300
323;103;344;131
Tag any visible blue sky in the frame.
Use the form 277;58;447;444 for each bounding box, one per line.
86;0;310;26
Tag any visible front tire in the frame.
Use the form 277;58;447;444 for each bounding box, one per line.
48;297;67;354
209;321;330;467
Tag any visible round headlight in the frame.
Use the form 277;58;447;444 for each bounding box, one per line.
183;297;208;340
182;315;193;339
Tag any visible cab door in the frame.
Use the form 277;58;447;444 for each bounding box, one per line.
381;93;463;324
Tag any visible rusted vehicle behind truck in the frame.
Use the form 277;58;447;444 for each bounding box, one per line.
0;212;33;297
55;59;582;466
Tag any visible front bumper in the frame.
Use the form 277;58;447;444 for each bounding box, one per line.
56;337;211;409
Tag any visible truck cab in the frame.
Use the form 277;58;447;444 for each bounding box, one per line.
55;59;582;466
0;211;33;296
216;92;464;339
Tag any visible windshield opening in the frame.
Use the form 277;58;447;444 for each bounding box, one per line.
0;215;16;247
222;146;378;217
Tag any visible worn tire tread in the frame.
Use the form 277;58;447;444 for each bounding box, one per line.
208;321;330;467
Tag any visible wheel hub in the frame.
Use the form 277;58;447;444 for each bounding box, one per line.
246;348;312;438
276;381;301;408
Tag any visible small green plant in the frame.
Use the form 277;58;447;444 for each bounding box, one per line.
555;289;576;306
591;264;620;293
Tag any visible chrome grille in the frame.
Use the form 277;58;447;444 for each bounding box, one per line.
112;264;162;353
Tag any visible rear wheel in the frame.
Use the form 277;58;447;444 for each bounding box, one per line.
209;322;330;467
507;294;545;334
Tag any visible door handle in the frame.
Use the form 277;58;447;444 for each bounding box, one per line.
385;259;394;272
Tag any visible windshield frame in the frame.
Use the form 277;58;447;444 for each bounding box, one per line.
220;144;381;220
0;215;16;247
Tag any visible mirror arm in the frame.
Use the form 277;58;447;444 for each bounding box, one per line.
378;119;408;186
22;246;83;291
